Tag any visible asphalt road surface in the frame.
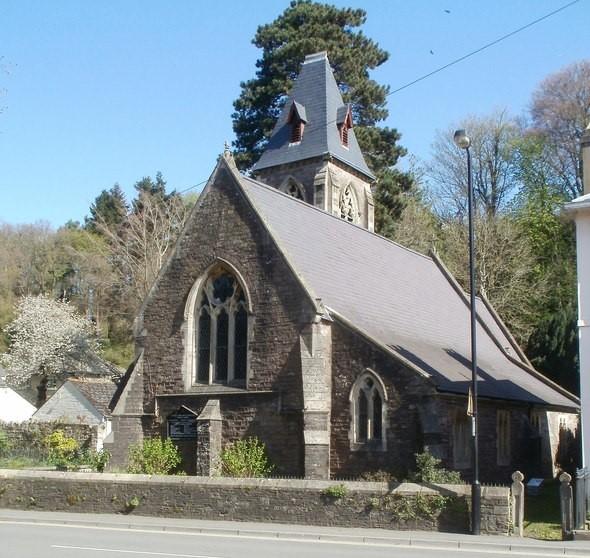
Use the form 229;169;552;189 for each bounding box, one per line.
0;518;582;558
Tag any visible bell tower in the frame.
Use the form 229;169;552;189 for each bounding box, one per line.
252;52;376;231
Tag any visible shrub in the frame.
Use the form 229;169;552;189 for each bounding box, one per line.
127;438;181;474
220;437;274;478
0;429;10;458
44;430;79;468
321;484;347;499
84;449;111;472
409;450;461;484
358;469;396;482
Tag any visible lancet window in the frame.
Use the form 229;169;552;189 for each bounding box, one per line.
194;269;248;385
350;371;387;450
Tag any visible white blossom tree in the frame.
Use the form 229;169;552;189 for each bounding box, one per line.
0;295;100;400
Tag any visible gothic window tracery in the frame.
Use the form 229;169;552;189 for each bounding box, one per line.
194;268;248;385
350;371;387;450
339;185;358;223
280;178;305;201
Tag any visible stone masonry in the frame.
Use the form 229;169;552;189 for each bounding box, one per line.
0;469;510;535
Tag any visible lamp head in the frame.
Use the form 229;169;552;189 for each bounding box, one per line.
453;129;471;150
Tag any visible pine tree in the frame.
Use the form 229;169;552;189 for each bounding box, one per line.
86;184;128;233
232;0;413;232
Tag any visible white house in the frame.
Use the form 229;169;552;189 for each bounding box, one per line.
564;123;590;467
0;368;36;423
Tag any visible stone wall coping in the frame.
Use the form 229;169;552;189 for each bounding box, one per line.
0;469;508;497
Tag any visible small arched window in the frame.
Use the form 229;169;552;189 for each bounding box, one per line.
193;267;248;385
350;370;387;450
280;177;305;201
339;185;358;224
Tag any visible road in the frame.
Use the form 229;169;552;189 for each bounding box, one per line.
0;517;584;558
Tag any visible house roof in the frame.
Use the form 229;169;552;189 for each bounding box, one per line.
564;192;590;213
230;166;578;409
68;377;118;417
252;52;375;180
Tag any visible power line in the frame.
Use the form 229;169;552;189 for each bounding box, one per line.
388;0;581;96
177;179;208;195
176;0;582;193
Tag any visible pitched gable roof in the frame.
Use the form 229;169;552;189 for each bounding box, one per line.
252;52;375;180
68;377;118;417
232;168;577;409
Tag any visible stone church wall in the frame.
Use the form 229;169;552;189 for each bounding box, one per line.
132;166;317;475
329;322;437;479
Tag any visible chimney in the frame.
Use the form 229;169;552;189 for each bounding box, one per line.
583;122;590;196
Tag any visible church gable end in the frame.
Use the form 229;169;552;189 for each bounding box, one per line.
111;158;322;474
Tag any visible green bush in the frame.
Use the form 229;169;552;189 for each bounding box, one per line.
83;449;111;472
127;438;181;474
44;430;79;468
220;437;274;478
322;484;347;499
409;450;461;484
0;429;10;458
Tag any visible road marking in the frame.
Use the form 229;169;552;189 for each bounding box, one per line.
52;545;223;558
0;520;576;558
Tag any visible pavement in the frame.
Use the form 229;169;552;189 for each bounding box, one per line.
2;508;590;556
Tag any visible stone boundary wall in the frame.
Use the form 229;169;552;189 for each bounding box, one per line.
0;422;97;455
0;470;510;535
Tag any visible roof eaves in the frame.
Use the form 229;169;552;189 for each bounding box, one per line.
435;387;578;411
504;351;580;407
430;250;579;408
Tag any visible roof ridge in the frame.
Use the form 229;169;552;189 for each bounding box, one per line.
241;173;434;262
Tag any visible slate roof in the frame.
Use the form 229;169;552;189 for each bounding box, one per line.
252;52;375;180
231;167;578;409
69;377;118;417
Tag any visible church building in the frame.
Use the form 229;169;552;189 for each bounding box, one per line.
105;52;579;481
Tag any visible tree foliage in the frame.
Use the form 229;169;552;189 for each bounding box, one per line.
530;59;590;199
0;294;100;386
94;175;190;304
428;110;520;218
232;0;413;232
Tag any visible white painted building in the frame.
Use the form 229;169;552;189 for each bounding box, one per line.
0;385;36;423
565;123;590;467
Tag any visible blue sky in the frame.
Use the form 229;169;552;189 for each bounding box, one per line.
0;0;587;227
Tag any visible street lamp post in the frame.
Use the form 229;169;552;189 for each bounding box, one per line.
453;129;481;535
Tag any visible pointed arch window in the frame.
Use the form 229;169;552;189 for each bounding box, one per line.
193;268;249;385
339;185;358;223
350;370;387;450
281;178;305;201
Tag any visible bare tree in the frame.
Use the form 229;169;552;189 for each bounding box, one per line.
428;109;521;218
97;190;189;304
439;215;546;344
531;59;590;199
